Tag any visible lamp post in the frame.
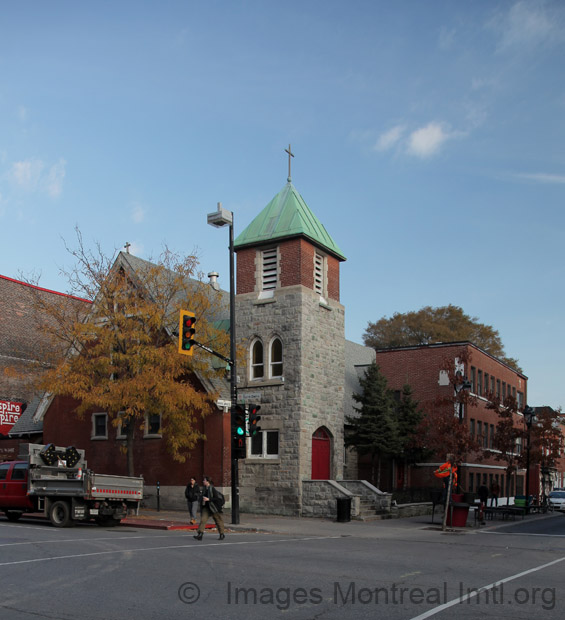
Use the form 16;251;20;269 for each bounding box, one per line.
442;372;472;530
454;372;472;423
207;202;239;524
523;405;536;515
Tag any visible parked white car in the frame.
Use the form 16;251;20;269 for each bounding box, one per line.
548;491;565;511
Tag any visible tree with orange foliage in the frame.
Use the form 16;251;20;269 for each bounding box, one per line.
29;231;230;476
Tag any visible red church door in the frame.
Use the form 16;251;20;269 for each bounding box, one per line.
312;428;331;480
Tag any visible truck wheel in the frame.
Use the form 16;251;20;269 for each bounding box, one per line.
5;511;22;522
50;501;72;527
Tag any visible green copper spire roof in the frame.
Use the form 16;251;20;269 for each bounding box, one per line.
234;182;346;261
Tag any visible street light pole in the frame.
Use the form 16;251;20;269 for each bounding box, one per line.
523;405;536;515
207;202;239;524
453;372;472;492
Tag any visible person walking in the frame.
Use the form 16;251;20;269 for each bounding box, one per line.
184;477;200;525
478;482;489;524
490;480;500;507
193;476;226;541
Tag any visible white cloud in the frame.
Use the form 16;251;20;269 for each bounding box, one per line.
374;125;405;152
131;202;147;224
516;172;565;184
489;0;564;52
406;122;453;158
10;159;44;191
7;157;66;197
17;106;28;122
45;159;66;197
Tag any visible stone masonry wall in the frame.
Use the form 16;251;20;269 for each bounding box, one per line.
302;480;358;519
236;282;345;516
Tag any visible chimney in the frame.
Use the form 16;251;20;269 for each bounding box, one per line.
208;271;220;291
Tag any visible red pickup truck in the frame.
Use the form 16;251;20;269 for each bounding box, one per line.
0;460;32;521
0;443;143;527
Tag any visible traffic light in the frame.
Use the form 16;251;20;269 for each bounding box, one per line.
231;405;246;459
248;404;261;436
178;310;196;356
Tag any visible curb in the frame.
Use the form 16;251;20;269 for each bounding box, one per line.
121;519;217;531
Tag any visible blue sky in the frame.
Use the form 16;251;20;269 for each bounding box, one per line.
1;1;564;409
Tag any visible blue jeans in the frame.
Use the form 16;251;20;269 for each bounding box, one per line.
187;500;199;520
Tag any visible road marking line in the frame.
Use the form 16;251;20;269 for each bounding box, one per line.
0;534;174;547
400;571;422;578
409;555;565;620
480;530;565;539
0;535;343;567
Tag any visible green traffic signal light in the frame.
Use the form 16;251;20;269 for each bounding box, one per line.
232;405;247;460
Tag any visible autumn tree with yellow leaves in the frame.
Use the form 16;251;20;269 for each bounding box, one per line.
30;232;230;476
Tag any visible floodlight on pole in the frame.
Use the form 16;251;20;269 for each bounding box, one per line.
207;201;239;525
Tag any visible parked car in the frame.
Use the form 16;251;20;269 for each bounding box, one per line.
548;491;565;511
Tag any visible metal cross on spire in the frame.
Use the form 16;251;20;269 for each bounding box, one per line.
124;242;131;254
284;144;294;182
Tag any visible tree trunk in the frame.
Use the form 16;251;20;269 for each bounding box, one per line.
371;452;377;487
376;453;382;490
126;422;135;477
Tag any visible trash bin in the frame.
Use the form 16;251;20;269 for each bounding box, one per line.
336;497;351;522
447;502;470;527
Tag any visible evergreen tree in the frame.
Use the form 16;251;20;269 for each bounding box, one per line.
396;384;425;466
346;363;400;488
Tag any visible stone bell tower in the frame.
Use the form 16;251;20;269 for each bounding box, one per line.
234;153;347;516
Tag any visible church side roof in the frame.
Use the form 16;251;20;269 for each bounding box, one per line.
344;340;376;420
234;182;346;261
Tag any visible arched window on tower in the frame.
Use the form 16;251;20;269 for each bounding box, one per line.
269;337;283;378
251;339;264;380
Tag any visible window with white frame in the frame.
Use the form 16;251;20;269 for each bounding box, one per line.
117;411;132;439
144;413;162;437
515;436;522;455
251;339;264;379
269;337;283;378
250;430;279;458
92;413;108;439
261;248;278;291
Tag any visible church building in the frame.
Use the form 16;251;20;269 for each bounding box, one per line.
233;175;348;515
3;158;384;519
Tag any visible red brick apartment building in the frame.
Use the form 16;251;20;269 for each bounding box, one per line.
374;341;530;499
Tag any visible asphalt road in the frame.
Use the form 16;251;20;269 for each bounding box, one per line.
0;513;564;619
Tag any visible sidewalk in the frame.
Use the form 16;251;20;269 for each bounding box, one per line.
121;505;552;536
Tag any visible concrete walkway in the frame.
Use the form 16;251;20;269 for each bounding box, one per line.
121;505;550;537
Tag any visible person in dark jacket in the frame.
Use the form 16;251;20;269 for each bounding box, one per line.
478;483;489;524
184;477;200;524
193;476;225;541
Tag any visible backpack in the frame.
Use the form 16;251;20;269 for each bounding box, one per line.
213;489;225;508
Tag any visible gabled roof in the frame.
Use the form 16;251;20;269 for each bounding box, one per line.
8;395;44;436
234;181;346;261
32;253;232;424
